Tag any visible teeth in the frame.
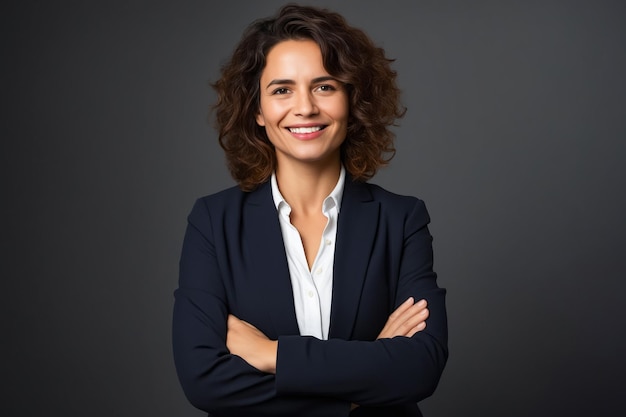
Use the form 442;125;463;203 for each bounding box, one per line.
288;126;322;134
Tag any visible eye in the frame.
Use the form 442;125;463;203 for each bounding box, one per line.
316;84;336;92
272;87;290;95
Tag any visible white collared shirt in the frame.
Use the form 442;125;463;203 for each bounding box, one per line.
271;167;345;340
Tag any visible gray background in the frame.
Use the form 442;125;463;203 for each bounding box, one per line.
3;0;625;416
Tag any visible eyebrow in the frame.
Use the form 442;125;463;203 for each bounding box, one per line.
265;76;340;89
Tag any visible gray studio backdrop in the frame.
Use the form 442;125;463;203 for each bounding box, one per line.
4;1;625;416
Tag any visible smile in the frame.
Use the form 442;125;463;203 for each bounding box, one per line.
287;126;326;134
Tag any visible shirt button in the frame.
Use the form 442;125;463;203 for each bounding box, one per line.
325;239;332;246
315;267;323;275
307;290;315;298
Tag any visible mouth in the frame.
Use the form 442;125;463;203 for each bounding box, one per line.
286;125;327;134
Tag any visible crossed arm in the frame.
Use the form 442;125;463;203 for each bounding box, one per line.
226;297;430;374
174;196;447;415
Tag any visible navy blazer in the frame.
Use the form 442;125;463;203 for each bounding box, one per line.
173;178;448;417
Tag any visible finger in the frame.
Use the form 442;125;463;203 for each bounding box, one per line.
393;299;427;320
390;305;429;337
378;299;429;339
406;321;427;338
390;300;427;328
396;307;428;336
413;299;427;311
383;299;421;334
405;307;429;331
394;307;429;338
388;297;415;320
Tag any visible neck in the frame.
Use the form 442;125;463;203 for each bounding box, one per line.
275;158;341;215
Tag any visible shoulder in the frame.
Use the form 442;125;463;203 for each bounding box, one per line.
188;182;272;221
197;184;247;208
359;181;427;213
349;181;431;230
184;186;247;236
363;182;421;204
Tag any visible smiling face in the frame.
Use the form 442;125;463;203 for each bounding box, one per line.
256;39;349;169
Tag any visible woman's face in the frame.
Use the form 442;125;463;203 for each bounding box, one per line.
256;39;349;168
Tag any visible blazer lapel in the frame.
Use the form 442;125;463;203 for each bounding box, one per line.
244;182;300;338
329;179;379;339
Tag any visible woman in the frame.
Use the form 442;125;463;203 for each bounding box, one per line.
173;4;447;416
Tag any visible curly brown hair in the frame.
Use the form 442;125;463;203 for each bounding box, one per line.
213;4;405;191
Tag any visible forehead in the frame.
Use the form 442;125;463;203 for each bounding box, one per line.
261;39;327;78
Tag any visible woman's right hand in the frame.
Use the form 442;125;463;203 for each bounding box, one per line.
377;297;429;339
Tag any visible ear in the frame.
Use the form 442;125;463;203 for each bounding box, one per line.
256;110;265;127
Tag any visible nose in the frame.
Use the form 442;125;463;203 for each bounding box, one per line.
293;90;318;117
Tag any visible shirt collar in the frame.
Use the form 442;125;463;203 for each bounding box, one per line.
271;165;345;213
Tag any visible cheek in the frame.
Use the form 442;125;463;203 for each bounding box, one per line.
259;101;287;126
336;96;350;122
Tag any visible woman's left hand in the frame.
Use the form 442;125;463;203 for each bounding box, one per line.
226;315;278;374
377;297;429;339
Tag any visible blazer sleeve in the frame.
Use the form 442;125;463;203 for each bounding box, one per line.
274;198;448;406
172;198;351;416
